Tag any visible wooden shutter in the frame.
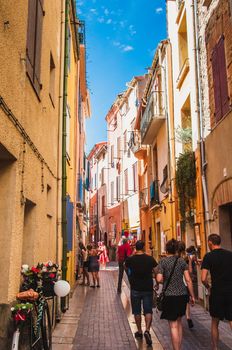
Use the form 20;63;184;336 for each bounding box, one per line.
217;36;229;117
26;0;44;96
212;47;222;123
26;0;37;83
34;0;44;95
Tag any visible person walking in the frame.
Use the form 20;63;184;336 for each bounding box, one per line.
88;245;100;288
125;240;157;346
156;239;195;350
117;238;132;293
201;233;232;350
80;244;90;286
177;241;194;329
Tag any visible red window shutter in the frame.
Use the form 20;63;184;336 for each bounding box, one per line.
212;47;222;123
26;0;37;83
34;0;44;95
217;36;229;117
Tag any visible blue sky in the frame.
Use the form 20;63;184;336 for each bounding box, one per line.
77;0;167;153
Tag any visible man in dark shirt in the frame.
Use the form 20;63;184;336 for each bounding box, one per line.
201;233;232;350
125;240;157;346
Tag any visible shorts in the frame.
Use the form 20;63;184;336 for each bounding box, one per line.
209;293;232;321
131;290;153;315
160;295;189;321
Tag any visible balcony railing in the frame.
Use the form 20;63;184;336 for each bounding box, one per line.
139;188;149;209
150;180;160;208
128;131;147;159
140;91;165;145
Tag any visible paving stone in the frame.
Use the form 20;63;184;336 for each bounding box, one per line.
72;268;137;350
152;304;232;350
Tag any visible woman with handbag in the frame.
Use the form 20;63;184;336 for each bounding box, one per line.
156;239;195;350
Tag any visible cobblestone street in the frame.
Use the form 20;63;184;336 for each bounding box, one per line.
53;265;232;350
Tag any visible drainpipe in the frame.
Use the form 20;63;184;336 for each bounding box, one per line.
192;0;211;246
61;0;69;285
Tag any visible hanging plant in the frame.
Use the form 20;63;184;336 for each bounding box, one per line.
176;151;196;229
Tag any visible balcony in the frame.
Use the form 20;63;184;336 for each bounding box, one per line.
140;91;165;145
176;58;189;89
128;131;147;159
150;180;160;208
139;188;149;210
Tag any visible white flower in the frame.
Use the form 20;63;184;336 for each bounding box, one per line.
21;264;29;273
42;266;47;272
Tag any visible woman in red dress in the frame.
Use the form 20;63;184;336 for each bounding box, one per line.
98;242;109;270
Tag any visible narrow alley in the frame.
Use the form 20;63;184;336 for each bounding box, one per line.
53;265;232;350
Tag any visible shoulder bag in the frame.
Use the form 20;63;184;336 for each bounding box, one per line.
155;257;178;311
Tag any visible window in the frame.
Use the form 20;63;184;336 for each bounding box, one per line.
124;169;128;195
66;105;71;159
26;0;44;97
111;145;114;166
116;176;120;201
101;168;105;185
153;145;158;180
123;131;127;153
102;195;105;216
111;181;114;205
94;174;97;189
132;162;138;192
211;36;229;123
117;137;121;159
49;52;55;106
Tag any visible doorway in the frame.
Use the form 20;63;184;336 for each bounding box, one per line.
219;203;232;250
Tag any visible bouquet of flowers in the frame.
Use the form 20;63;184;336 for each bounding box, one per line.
21;261;59;297
11;302;33;322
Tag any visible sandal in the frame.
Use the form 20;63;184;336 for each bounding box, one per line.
144;331;152;346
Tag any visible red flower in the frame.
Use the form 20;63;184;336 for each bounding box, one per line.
31;267;40;273
49;273;55;279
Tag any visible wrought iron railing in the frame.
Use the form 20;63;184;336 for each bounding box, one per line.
140;91;165;140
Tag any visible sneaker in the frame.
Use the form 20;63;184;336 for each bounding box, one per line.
90;285;95;288
134;331;143;339
187;319;194;329
144;331;152;346
96;285;100;288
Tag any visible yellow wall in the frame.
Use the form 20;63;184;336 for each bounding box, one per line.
0;0;62;304
65;11;79;289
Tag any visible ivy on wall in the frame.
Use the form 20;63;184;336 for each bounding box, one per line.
176;151;196;229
